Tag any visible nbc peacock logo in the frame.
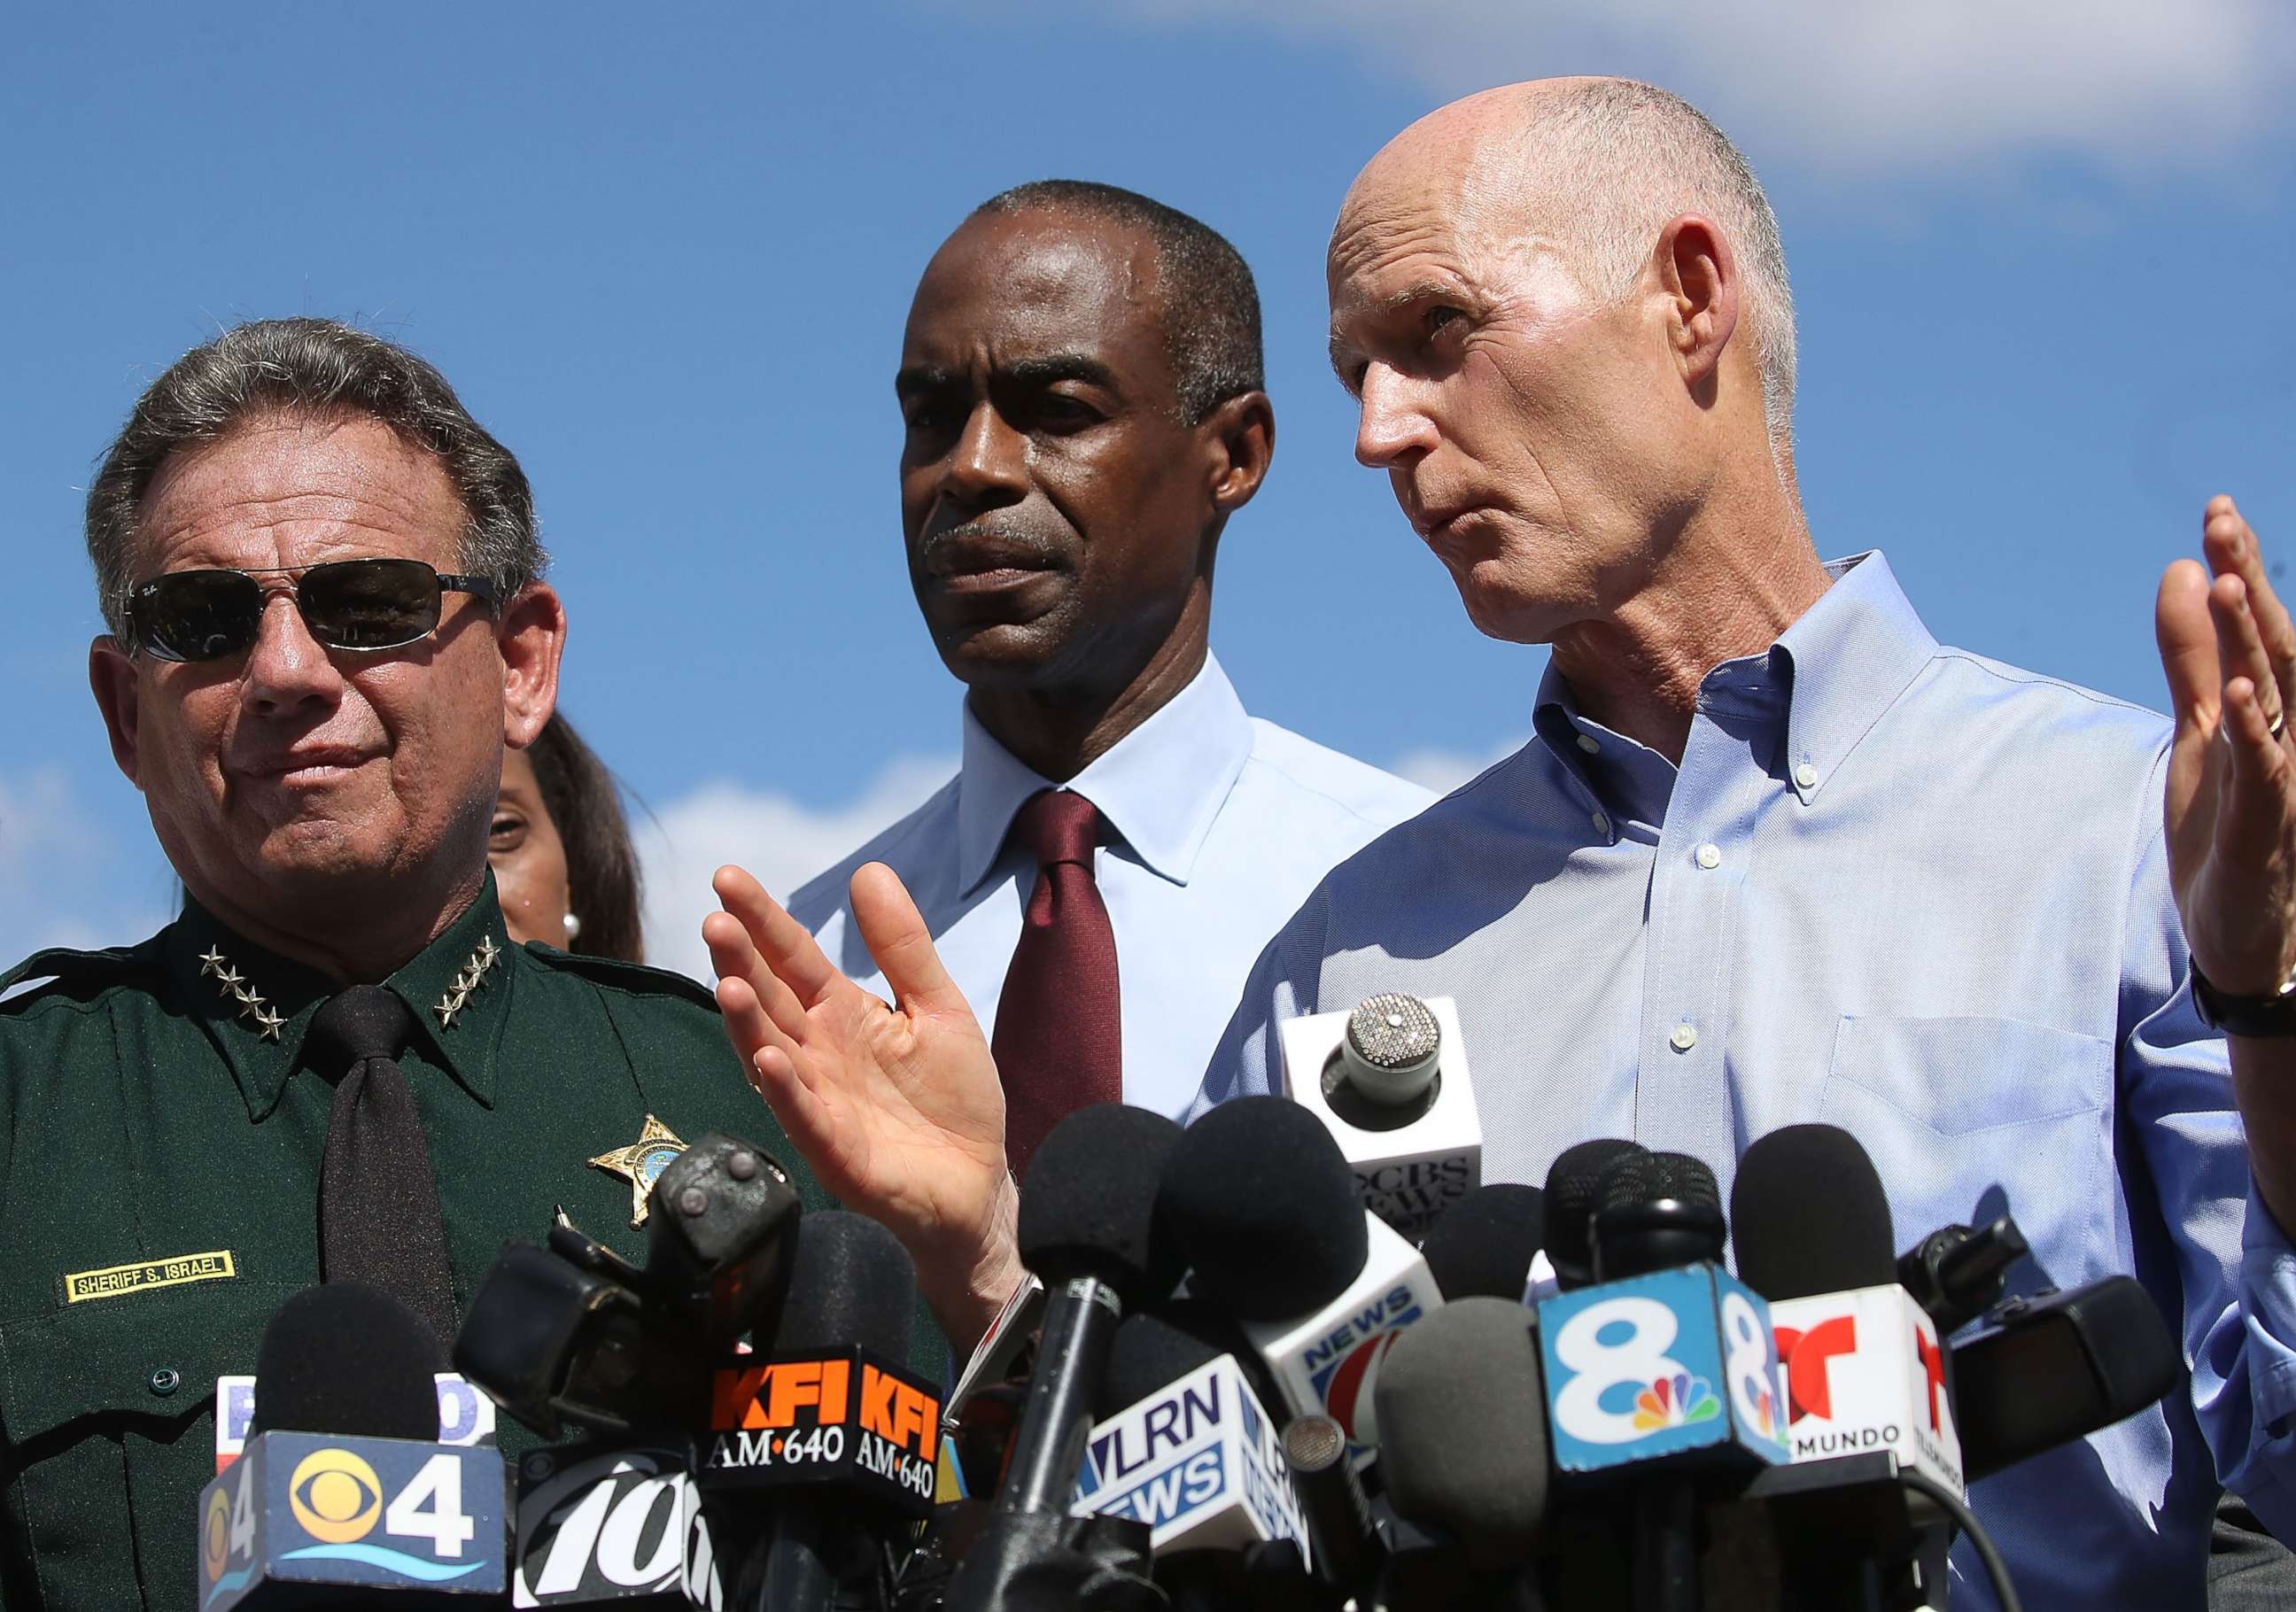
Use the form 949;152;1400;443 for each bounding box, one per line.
1631;1372;1720;1432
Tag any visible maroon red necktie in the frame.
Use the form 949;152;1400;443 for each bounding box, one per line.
992;789;1122;1182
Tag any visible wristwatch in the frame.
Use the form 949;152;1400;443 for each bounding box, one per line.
2191;960;2296;1038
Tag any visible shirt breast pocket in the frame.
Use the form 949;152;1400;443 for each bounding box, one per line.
1817;1014;2114;1298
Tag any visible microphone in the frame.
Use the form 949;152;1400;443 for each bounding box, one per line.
510;1446;714;1608
1279;992;1484;1240
1279;1414;1381;1598
1160;1096;1445;1463
943;1104;1183;1612
1541;1138;1648;1290
1377;1296;1551;1569
1951;1275;2178;1483
1731;1125;1962;1494
1419;1182;1547;1303
1897;1215;2029;1337
701;1210;941;1612
198;1285;508;1607
1540;1151;1787;1612
1068;1305;1313;1564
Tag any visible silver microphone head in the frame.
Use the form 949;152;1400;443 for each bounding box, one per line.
1339;992;1442;1105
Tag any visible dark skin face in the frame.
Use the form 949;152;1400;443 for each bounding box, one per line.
896;208;1274;781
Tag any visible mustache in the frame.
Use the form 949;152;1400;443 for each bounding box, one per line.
916;522;1065;569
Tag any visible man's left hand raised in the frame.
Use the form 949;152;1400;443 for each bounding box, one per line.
703;862;1022;1354
2158;493;2296;1226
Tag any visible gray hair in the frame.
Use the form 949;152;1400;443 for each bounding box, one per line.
1518;80;1797;446
86;317;545;633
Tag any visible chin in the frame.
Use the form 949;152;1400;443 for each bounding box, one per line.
937;624;1071;688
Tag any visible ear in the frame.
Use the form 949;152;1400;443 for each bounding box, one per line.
499;583;566;751
1654;213;1741;404
89;636;145;787
1198;390;1276;518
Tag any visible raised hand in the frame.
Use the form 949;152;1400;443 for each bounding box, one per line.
2156;495;2296;1001
703;861;1020;1350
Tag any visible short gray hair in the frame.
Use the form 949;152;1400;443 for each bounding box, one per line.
1519;80;1796;446
86;317;546;633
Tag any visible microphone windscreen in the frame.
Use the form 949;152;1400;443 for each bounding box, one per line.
1542;1139;1646;1274
1095;1298;1255;1416
1016;1104;1186;1307
1420;1183;1545;1301
1731;1124;1895;1300
771;1210;919;1366
1599;1150;1721;1216
1373;1297;1548;1567
1159;1096;1369;1321
248;1283;441;1439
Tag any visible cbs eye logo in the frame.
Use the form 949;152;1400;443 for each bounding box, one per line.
288;1448;384;1543
202;1488;231;1579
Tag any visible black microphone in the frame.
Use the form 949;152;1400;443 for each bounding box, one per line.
1731;1125;1964;1493
701;1210;938;1612
944;1103;1183;1612
1542;1138;1647;1289
1897;1216;2029;1337
199;1285;508;1607
1420;1182;1547;1302
1160;1097;1443;1462
1377;1296;1552;1569
1952;1275;2178;1483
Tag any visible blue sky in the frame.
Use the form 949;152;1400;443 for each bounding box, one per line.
4;2;2291;978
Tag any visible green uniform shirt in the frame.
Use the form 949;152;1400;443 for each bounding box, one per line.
0;880;836;1610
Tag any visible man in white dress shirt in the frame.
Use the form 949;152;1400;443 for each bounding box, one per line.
783;181;1431;1163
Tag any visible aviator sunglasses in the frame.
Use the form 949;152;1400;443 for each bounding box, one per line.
121;559;499;663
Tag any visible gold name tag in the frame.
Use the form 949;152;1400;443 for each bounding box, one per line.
62;1251;237;1305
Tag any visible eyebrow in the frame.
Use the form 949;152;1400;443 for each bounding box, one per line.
894;353;1122;397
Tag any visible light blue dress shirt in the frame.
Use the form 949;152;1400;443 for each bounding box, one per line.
790;653;1433;1119
1191;552;2296;1608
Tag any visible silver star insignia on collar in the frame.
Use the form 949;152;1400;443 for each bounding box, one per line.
432;934;502;1029
194;942;283;1041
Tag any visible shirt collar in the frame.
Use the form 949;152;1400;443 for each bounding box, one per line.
1532;549;1938;809
1768;550;1939;801
165;876;517;1121
955;651;1255;895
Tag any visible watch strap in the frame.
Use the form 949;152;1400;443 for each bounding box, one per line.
2191;961;2296;1039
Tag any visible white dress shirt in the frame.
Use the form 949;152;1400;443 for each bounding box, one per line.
788;654;1433;1118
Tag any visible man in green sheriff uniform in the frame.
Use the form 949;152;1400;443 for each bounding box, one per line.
0;319;881;1609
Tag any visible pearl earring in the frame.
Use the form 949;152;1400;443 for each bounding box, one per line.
563;912;583;941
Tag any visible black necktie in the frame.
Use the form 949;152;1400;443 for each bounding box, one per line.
309;985;457;1347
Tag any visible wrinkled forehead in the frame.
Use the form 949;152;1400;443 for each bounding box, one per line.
904;210;1161;363
135;413;466;577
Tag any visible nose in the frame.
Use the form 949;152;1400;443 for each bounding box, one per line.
936;399;1029;513
239;589;344;718
1354;363;1439;470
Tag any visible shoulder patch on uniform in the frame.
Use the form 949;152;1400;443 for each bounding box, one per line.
523;944;722;1011
1;942;154;1007
62;1250;238;1306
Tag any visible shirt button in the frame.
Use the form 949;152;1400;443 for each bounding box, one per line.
148;1367;182;1398
1695;842;1722;870
1795;763;1819;789
1670;1022;1698;1052
1576;733;1601;755
1591;811;1611;837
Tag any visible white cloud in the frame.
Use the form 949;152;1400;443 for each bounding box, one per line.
1008;0;2292;174
635;757;955;983
0;768;175;977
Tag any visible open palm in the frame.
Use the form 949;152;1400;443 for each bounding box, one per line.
703;861;1019;1343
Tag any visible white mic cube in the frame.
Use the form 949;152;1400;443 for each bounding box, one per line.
1769;1285;1965;1496
1279;994;1482;1242
1068;1354;1310;1561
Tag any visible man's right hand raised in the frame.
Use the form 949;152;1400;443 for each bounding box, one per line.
703;862;1023;1355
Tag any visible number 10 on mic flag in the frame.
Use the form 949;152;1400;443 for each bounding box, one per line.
1538;1266;1790;1474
